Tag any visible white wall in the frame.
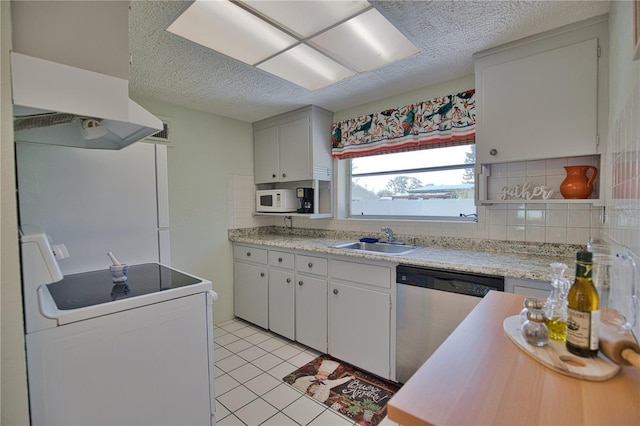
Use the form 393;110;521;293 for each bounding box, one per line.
133;97;254;324
11;1;129;79
1;1;30;424
605;1;640;339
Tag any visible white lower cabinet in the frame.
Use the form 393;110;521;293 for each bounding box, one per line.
232;244;395;379
329;281;392;379
233;245;268;329
268;250;295;339
269;269;295;340
295;274;327;353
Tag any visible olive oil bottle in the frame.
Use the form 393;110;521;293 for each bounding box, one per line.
566;250;599;357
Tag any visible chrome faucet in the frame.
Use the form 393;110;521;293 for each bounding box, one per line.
381;227;395;243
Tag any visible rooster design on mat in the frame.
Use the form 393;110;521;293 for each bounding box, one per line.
292;359;354;402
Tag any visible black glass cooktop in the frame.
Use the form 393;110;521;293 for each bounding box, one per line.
46;263;202;310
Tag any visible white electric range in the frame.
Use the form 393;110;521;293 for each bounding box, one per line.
20;229;217;425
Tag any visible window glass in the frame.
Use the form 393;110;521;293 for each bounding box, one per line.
349;144;476;219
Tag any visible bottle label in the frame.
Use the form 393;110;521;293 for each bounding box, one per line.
567;308;600;350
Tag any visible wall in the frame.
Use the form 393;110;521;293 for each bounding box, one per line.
229;73;604;246
0;1;30;424
605;0;640;339
134;97;254;324
11;0;129;79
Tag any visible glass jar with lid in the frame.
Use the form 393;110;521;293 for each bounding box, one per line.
522;308;549;347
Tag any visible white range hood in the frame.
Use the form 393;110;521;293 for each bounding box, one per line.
11;52;162;150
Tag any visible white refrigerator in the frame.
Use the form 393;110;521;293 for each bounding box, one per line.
16;140;171;273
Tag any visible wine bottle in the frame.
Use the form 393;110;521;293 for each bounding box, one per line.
566;250;600;357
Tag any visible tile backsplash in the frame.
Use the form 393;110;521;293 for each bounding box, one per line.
228;174;272;230
485;156;601;202
605;86;640;257
228;171;603;246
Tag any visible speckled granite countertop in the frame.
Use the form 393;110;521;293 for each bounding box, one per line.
229;227;581;282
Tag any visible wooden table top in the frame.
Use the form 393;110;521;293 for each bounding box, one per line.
387;291;640;425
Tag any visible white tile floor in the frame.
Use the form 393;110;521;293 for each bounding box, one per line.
214;318;400;426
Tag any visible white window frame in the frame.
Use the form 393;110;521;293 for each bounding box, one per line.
346;149;477;222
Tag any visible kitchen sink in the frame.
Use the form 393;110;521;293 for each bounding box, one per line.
332;241;418;255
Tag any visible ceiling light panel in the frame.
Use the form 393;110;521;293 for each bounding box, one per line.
309;8;419;73
243;0;371;38
166;0;296;65
257;44;355;91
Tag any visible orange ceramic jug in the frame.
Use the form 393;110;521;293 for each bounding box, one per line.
560;165;598;199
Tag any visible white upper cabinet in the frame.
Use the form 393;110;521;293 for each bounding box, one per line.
253;105;333;184
254;126;281;184
474;17;608;164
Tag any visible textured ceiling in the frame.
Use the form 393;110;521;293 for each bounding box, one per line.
129;0;609;123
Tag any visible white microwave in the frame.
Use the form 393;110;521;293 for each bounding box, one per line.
256;189;298;212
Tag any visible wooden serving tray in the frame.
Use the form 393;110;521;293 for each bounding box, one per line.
503;315;620;381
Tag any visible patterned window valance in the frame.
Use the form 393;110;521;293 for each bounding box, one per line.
331;89;475;159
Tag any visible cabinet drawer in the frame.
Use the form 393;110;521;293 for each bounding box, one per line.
330;260;392;289
269;251;295;269
233;245;267;264
296;254;328;276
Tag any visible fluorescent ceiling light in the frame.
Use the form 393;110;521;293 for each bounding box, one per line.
166;0;419;90
243;0;370;38
258;44;355;91
309;9;420;73
166;0;296;65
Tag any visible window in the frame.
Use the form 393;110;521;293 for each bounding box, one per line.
349;144;476;220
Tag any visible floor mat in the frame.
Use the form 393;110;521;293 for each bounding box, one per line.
283;354;401;426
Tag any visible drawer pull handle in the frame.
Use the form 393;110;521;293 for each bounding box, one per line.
278;257;283;262
246;252;251;257
333;288;339;295
282;173;287;178
489;148;498;156
308;262;313;268
272;173;276;178
286;278;291;283
260;272;265;277
298;281;303;286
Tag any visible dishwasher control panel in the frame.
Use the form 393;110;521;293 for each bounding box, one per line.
396;265;504;296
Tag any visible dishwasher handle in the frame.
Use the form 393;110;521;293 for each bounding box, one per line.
396;265;504;297
439;278;462;292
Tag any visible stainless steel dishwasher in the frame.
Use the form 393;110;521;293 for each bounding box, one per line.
396;265;504;383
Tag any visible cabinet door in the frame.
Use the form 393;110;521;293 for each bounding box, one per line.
279;116;311;181
254;125;279;184
269;269;295;340
233;261;268;328
329;282;391;379
476;38;598;163
295;275;327;353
